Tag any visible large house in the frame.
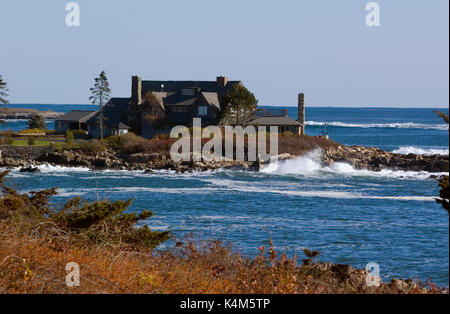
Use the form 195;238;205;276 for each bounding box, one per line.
57;75;306;138
86;75;243;138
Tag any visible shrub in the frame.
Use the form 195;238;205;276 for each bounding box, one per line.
0;135;14;146
79;139;106;153
120;133;149;154
152;133;169;140
103;135;124;150
45;129;57;135
65;130;75;144
51;197;170;249
0;170;170;250
280;131;295;137
27;137;36;146
27;115;47;130
5;135;13;145
18;128;46;134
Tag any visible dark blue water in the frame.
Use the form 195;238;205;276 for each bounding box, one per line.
1;104;449;286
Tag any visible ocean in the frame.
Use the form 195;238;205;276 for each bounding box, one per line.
1;105;449;285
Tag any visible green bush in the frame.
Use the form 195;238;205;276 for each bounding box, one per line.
65;130;75;144
0;135;14;146
50;198;170;249
6;135;13;145
27;137;36;146
0;171;170;250
103;135;124;150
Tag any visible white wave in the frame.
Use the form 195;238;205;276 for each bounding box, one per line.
392;146;449;156
36;164;91;173
306;121;449;131
204;177;436;202
260;149;445;180
56;188;88;197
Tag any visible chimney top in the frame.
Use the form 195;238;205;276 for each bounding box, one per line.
216;76;228;87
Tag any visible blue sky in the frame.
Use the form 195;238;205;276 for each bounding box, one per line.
0;0;448;107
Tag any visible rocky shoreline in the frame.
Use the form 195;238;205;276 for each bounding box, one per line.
323;145;449;173
0;144;448;174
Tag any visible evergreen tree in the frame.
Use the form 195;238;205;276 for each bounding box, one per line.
0;75;8;104
27;114;47;129
89;71;111;139
220;84;258;125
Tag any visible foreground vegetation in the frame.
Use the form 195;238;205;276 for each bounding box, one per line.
0;171;446;294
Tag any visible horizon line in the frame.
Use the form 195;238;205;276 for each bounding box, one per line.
5;103;450;110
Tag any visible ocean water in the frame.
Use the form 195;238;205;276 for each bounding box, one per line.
1;105;449;286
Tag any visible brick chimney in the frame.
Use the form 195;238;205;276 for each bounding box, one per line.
298;93;305;135
131;75;142;104
216;76;228;87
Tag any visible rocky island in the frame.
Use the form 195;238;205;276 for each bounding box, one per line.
0;138;448;174
0;107;63;119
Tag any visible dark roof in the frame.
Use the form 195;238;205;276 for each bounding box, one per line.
140;80;241;111
141;80;241;94
162;93;198;106
87;98;130;127
247;116;302;126
56;110;97;122
110;122;131;129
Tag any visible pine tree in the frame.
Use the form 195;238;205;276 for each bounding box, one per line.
27;114;47;130
89;71;111;139
0;75;8;104
221;84;258;125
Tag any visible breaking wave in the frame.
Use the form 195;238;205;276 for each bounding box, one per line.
392;146;449;156
306;121;449;131
260;149;445;179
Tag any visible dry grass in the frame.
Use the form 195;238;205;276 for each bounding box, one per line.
0;220;447;294
103;132;336;158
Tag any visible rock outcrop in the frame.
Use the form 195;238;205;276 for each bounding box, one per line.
323;145;449;173
0;144;448;174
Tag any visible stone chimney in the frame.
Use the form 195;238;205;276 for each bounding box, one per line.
298;93;305;135
216;76;228;87
131;75;142;104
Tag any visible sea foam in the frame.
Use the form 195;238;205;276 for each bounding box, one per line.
392;146;449;156
306;121;449;131
260;149;446;180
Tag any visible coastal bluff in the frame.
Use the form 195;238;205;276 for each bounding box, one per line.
0;144;448;174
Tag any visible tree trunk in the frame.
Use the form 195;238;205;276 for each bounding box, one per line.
99;96;103;140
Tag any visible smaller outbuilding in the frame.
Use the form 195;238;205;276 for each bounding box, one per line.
55;110;97;134
246;109;303;134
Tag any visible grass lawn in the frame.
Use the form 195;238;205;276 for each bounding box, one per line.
11;139;79;149
12;139;54;146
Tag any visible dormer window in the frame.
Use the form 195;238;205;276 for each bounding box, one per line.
181;88;196;96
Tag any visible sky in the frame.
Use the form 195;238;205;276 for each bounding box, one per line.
0;0;448;107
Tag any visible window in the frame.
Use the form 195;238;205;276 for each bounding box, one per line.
198;106;208;116
181;89;195;96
